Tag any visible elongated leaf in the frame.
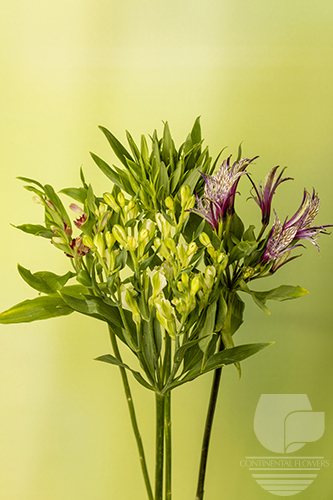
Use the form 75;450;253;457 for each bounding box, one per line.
126;130;141;163
18;265;75;294
43;184;71;228
239;282;309;315
170;342;273;390
199;302;217;353
14;224;54;239
191;116;201;146
59;187;87;204
59;292;123;328
99;126;134;167
90;153;123;189
17;176;44;189
174;335;210;363
0;295;73;324
95;354;154;391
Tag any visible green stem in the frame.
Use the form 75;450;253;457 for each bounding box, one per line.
164;392;172;500
164;334;172;500
108;325;154;500
155;393;165;500
195;341;224;500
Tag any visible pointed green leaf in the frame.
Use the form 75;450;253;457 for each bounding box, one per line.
14;224;54;239
95;354;153;391
44;184;71;227
0;295;73;324
18;265;75;294
59;187;87;204
99;126;134;167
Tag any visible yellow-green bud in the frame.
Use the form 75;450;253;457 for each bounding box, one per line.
181;273;189;287
117;192;126;208
185;195;195;210
52;236;65;245
82;235;94;248
164;237;177;254
105;231;116;249
98;203;107;216
103;193;120;213
112;224;128;247
155;213;172;239
165;196;174;211
199;232;211;247
190;275;201;295
180;185;191;207
94;233;105;258
127;200;136;212
33;195;44;205
187;242;197;255
127;235;138;252
139;228;149;243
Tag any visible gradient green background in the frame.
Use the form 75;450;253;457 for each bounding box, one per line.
0;1;332;499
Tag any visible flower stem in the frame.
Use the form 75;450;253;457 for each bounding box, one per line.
195;346;224;500
108;325;154;500
164;332;172;500
155;392;165;500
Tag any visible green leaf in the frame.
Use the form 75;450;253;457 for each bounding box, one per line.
14;224;54;239
59;187;87;204
180;168;201;194
17;176;44;189
229;213;244;241
199;302;217;353
18;264;75;294
174;336;209;363
170;342;273;389
59;291;123;328
190;116;201;146
236;141;243;162
0;295;73;324
215;294;228;331
44;184;71;228
229;240;258;265
126;130;141;163
239;282;309;315
243;225;256;242
95;354;154;391
99;126;134;167
158;161;170;197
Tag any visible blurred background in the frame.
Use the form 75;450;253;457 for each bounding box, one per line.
0;1;332;499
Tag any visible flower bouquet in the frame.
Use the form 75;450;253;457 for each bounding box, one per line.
0;118;330;500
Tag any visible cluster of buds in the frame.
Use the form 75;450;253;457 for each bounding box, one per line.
199;232;228;268
164;186;196;231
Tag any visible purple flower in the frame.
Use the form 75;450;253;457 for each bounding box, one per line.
249;166;293;225
189;156;258;230
262;189;332;265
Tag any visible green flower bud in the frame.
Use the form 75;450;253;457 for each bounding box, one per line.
117;192;126;208
52;236;65;245
164;237;177;255
82;235;94;248
199;232;211;247
180;185;191;207
190;275;201;295
155;213;172;239
187;242;197;255
138;228;149;243
127;200;136;212
151;269;167;299
165;196;174;211
112;224;128;247
94;233;105;258
127;235;138;252
103;193;120;213
105;231;116;249
184;195;195;210
181;272;189;287
98;203;107;216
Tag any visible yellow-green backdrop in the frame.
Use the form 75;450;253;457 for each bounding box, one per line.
0;1;332;499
